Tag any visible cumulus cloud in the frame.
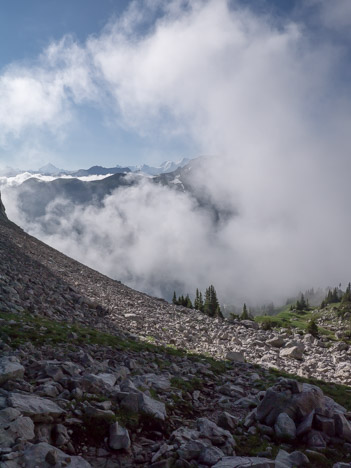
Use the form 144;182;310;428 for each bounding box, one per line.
2;0;351;306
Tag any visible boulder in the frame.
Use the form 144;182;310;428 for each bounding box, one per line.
21;442;92;467
334;413;351;442
274;413;296;441
212;456;275;468
266;337;285;348
257;382;325;427
8;393;65;422
275;449;309;468
138;392;167;421
226;352;245;363
0;357;25;385
240;320;259;330
199;446;225;465
280;346;304;360
109;422;131;450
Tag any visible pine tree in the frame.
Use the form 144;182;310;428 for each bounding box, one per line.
194;288;201;310
342;283;351;303
241;303;249;320
172;291;177;305
307;318;319;337
215;305;224;319
199;291;204;312
204;287;212;316
203;285;220;317
185;294;193;309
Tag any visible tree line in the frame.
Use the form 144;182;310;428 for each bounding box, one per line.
173;285;223;318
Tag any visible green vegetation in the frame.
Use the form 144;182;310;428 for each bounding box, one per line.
255;307;335;338
306;318;319;337
173;284;223;318
0;309;228;374
170;376;203;393
172;291;193;308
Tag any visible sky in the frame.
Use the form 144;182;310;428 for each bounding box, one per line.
1;0;351;306
1;0;349;170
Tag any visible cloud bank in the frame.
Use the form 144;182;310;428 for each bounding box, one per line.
2;0;351;305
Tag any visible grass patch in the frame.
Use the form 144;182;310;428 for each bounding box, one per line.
0;309;228;375
255;308;336;339
170;376;203;393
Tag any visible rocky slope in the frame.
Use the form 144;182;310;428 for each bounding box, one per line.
0;193;351;467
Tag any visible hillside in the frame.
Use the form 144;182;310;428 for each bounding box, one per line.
1;193;351;467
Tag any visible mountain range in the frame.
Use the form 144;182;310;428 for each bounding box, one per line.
0;157;191;178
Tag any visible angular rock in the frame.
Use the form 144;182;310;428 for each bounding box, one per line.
226;352;245;363
275;449;309;468
8;392;64;422
109;422;131;450
199;445;225;466
0;357;25;385
306;430;326;449
21;442;92;467
280;346;304;360
212;456;275;468
296;410;314;438
266;337;285;348
274;413;296;441
314;414;335;437
334;413;351;442
217;412;239;431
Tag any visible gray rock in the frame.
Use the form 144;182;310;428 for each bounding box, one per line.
95;373;117;387
22;442;92;467
257;382;325;426
0;357;24;385
240;320;259;330
8;393;64;422
0;407;35;448
280;346;304;360
266;336;285;348
199;446;225;465
197;417;235;446
217;412;239;430
138;392;167;421
314;414;335;436
306;430;326;449
109;422;131;450
274;413;296;441
296;410;314;438
212;456;275;467
275;449;309;468
226;352;245;363
334;413;351;442
177;440;207;461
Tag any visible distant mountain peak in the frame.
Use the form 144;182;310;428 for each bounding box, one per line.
38;163;63;175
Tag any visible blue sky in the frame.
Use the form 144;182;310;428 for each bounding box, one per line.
0;0;350;170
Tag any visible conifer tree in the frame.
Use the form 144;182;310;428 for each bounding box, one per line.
241;303;249;320
194;288;201;310
342;283;351;303
203;285;220;317
307;318;319;337
185;294;193;309
172;291;177;305
199;291;204;312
